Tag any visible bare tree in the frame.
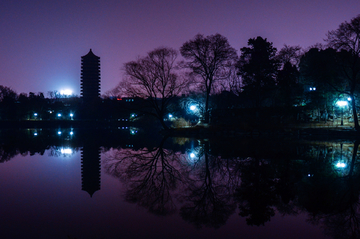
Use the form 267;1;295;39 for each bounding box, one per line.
326;15;360;130
276;45;302;68
103;137;190;216
119;47;188;129
180;34;238;123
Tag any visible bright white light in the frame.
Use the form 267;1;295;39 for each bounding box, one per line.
34;113;38;116
348;97;352;101
190;105;196;111
57;113;62;117
169;114;173;118
34;132;38;136
69;131;74;135
336;162;346;168
337;101;348;107
69;113;74;117
57;131;62;135
60;89;73;96
60;148;73;154
190;153;196;158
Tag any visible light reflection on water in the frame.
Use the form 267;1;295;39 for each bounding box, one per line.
1;129;359;238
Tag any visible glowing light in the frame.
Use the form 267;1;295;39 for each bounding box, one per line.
190;105;196;111
190;153;196;158
336;162;346;168
60;89;73;96
57;131;62;135
69;131;74;135
169;114;173;118
57;113;62;117
69;113;74;117
337;101;348;107
34;132;38;136
34;113;38;116
348;97;352;101
60;148;73;154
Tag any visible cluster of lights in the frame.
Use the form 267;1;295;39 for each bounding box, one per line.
335;162;346;168
34;129;74;136
118;126;138;135
33;112;73;119
57;130;74;136
60;148;73;154
309;87;316;91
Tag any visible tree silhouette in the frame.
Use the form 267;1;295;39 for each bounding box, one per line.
180;142;237;228
0;85;17;120
104;137;189;215
180;34;237;123
300;47;357;123
119;47;188;129
234;157;277;226
325;15;360;130
237;36;279;108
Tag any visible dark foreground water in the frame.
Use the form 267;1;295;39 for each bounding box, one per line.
0;128;359;239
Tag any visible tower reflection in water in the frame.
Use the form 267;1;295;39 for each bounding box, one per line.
81;141;101;197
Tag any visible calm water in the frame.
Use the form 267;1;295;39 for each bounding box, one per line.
0;128;358;239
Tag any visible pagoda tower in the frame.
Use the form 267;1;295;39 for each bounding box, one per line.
81;142;101;197
81;49;100;101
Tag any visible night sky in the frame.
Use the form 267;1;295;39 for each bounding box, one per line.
1;0;359;96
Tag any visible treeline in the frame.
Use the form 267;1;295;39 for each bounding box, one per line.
1;15;359;129
112;14;360;129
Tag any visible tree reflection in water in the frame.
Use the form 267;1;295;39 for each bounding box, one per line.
104;137;190;215
180;141;238;228
3;128;360;237
103;137;360;236
299;141;360;239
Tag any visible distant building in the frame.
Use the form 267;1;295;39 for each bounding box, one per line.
81;49;100;101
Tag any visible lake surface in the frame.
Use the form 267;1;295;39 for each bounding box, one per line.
0;128;358;239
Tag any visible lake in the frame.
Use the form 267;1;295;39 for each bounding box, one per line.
0;128;357;239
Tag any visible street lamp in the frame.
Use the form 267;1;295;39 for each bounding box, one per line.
336;100;348;126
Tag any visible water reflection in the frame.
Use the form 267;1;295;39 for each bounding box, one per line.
181;143;237;228
1;128;360;238
104;136;360;238
104;137;188;215
81;141;101;197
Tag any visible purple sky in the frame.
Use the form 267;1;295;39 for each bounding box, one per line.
0;0;359;96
